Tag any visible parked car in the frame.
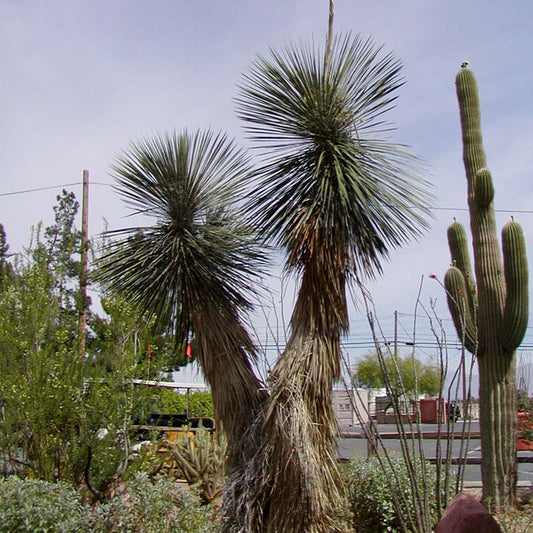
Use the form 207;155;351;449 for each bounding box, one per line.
446;402;461;422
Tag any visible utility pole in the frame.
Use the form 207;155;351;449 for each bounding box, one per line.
78;169;89;359
394;311;398;358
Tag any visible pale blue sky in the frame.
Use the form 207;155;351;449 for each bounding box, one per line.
1;1;532;379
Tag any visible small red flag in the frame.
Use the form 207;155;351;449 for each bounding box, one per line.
147;344;152;359
186;344;192;359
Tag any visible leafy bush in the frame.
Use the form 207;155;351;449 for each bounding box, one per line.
0;474;219;533
91;472;219;532
0;476;90;532
345;452;450;533
153;389;214;418
517;389;532;413
188;392;214;418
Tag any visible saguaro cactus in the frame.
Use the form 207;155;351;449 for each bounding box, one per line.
444;65;528;508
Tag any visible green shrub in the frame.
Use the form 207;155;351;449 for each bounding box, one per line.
517;389;532;412
0;476;90;533
188;392;214;418
0;474;220;533
345;452;450;533
150;390;214;418
91;472;219;532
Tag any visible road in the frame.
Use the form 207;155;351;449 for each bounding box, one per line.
338;421;533;486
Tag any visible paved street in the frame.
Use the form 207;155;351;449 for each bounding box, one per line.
338;422;533;486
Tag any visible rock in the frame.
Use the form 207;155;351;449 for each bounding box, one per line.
435;493;502;533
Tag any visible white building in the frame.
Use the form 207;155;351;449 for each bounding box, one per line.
332;387;369;427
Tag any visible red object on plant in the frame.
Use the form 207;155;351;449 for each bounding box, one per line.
186;344;192;358
147;344;152;359
429;274;437;279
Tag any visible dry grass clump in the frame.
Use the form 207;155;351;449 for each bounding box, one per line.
494;488;533;533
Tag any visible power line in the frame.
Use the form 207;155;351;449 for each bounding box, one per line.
2;183;533;215
435;206;533;214
258;340;533;353
0;182;112;197
0;183;80;197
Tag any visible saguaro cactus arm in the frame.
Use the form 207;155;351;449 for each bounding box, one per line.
444;265;477;353
447;221;476;305
501;220;529;350
456;67;487;191
473;168;495;208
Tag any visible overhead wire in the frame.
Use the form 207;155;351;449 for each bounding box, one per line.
0;182;113;197
2;182;533;215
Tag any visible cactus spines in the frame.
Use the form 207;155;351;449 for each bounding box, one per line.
445;65;528;508
447;221;476;299
456;68;487;189
501;220;529;350
444;266;477;353
474;168;495;207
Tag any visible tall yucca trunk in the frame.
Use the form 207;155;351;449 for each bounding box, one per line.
262;244;347;532
259;337;343;532
193;305;267;468
223;244;348;532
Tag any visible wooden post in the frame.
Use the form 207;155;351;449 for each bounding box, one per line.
394;311;398;359
366;420;377;457
78;170;89;359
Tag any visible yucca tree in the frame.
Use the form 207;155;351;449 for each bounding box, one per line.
96;130;268;468
231;34;434;532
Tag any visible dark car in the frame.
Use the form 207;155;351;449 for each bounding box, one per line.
447;402;461;422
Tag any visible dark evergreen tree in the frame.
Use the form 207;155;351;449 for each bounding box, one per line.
0;224;13;287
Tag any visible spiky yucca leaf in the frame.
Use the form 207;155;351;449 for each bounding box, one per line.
237;34;433;279
97;130;265;341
